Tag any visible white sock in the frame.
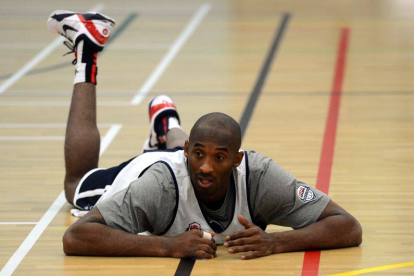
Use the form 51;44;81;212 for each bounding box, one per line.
74;41;86;84
168;117;181;130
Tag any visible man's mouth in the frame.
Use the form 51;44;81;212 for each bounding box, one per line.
197;176;214;189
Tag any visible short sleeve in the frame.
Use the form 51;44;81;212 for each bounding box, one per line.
96;162;177;235
247;151;330;229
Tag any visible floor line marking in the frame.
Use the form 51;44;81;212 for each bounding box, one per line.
301;28;350;276
0;124;121;276
0;4;104;96
329;261;414;276
239;13;290;137
130;3;211;105
0;101;134;107
0;222;38;225
0;42;169;50
99;124;122;156
0;123;116;128
3;90;414;96
0;137;64;141
175;259;196;276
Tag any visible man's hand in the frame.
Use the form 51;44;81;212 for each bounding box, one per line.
168;230;217;259
224;201;362;260
224;215;275;260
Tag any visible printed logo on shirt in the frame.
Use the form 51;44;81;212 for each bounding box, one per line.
297;185;317;203
186;222;202;231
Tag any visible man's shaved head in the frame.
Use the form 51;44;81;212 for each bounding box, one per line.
189;112;241;153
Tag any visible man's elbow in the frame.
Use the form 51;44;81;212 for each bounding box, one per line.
63;228;78;255
348;215;363;247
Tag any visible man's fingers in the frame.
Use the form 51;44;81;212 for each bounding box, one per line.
225;217;256;241
197;244;216;256
194;250;214;259
238;215;254;229
210;239;217;251
196;230;216;242
241;251;262;260
193;234;217;250
194;240;216;259
190;231;217;251
227;244;254;254
224;236;254;248
225;227;257;242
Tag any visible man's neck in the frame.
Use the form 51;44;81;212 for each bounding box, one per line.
202;195;226;211
198;178;233;211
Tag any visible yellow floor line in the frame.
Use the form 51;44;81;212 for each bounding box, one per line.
329;261;414;276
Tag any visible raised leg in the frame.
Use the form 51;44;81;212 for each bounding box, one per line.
47;10;115;204
64;83;100;204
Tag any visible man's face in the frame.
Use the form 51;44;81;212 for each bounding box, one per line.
184;128;243;204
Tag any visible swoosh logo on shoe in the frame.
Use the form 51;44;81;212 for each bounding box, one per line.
63;25;78;35
52;13;75;22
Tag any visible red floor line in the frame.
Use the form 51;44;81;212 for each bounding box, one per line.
301;28;350;276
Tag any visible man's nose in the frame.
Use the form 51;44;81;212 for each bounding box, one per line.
200;157;213;174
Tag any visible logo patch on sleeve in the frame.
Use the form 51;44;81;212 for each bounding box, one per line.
297;185;317;203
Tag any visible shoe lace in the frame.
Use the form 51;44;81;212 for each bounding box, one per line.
63;41;77;65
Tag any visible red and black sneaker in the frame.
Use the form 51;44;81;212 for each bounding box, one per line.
143;95;181;151
47;10;115;52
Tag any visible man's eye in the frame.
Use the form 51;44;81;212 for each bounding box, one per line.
216;155;224;160
195;151;203;157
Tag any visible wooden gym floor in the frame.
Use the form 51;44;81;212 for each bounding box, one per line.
0;0;413;275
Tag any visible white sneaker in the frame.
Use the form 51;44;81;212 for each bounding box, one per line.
47;10;115;51
143;95;181;151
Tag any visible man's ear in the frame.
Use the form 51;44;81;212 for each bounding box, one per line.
184;140;189;157
233;151;244;167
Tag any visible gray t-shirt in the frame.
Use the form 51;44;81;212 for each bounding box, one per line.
96;151;330;235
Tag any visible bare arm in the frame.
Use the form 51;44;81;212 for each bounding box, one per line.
271;200;362;252
224;200;362;259
63;207;217;258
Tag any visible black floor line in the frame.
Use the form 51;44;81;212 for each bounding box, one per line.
174;258;196;276
239;13;291;138
173;12;291;276
0;13;137;80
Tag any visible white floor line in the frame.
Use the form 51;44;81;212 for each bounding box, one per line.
0;123;67;128
99;124;122;156
0;4;104;96
0;137;64;141
0;222;38;225
0;101;131;107
0;124;121;276
0;123;116;128
2;90;133;94
0;42;170;51
130;3;212;105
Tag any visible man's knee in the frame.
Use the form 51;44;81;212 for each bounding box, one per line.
166;128;188;149
64;175;82;205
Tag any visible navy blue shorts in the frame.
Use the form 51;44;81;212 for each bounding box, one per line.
72;147;184;210
73;156;135;210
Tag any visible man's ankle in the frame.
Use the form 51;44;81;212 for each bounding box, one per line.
74;40;99;85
